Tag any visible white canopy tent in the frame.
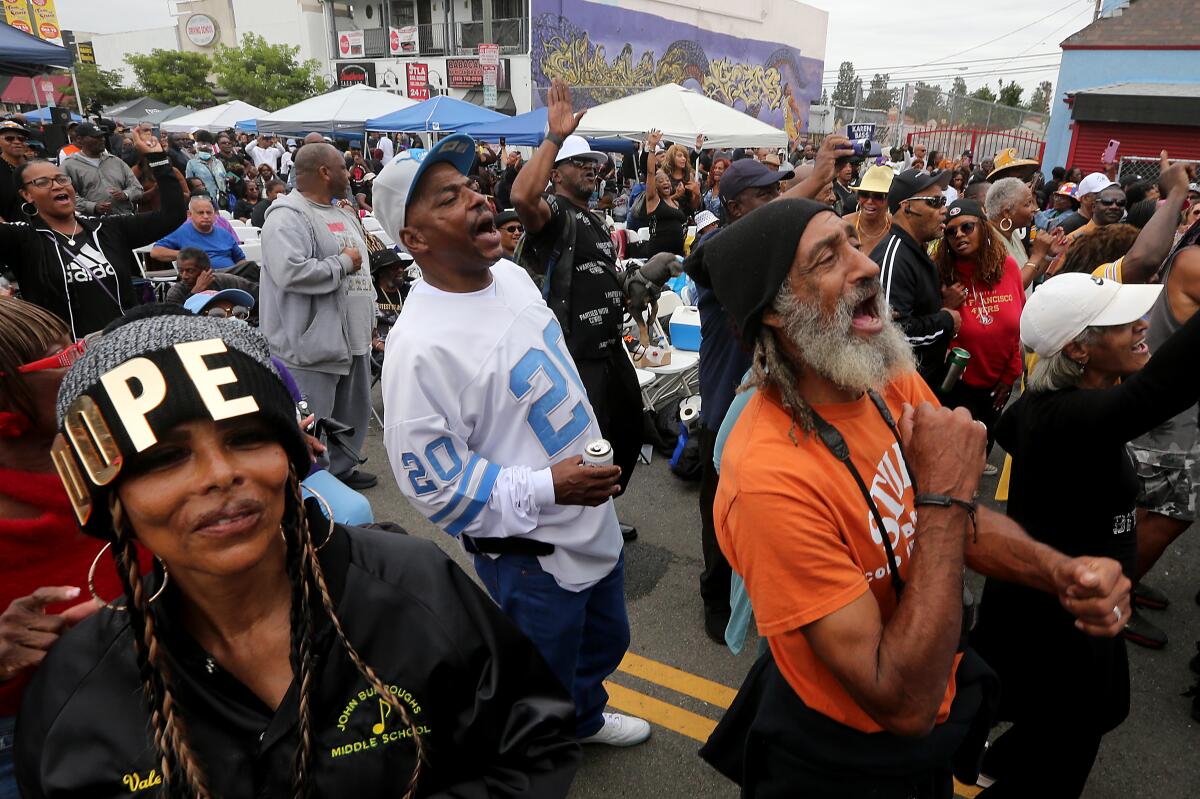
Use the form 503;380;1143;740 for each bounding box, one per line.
251;85;417;137
160;100;269;134
572;83;787;149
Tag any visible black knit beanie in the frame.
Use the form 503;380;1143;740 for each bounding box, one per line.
53;315;309;539
684;198;832;347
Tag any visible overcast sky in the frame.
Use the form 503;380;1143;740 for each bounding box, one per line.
57;0;1095;97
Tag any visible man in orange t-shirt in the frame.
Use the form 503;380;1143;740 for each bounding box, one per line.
687;198;1132;796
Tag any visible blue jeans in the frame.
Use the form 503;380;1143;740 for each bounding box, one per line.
0;715;17;799
473;552;629;737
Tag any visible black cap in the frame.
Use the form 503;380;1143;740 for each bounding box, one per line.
945;199;986;224
495;209;520;227
718;158;783;203
0;120;31;138
685;199;830;346
74;122;105;139
888;168;948;214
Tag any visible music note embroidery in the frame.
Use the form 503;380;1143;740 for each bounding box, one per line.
371;697;391;735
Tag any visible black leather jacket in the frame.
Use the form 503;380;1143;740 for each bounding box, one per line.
16;514;580;798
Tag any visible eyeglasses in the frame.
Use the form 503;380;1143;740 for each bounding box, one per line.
204;305;251;321
1;135;26;144
23;174;72;190
1097;198;1127;208
946;221;977;238
901;195;948;209
564;157;598;170
4;339;87;375
858;192;887;201
500;224;523;234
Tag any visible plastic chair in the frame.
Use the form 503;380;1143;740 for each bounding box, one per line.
656;290;683;320
240;240;263;263
219;209;233;220
231;225;260;244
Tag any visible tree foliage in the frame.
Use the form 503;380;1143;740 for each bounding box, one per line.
125;49;214;107
75;63;138;111
863;73;897;110
211;33;328;112
997;81;1024;109
830;61;861;109
907;81;946;124
1027;80;1053;114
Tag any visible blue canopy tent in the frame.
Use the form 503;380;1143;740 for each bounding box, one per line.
365;96;506;133
23;106;81;123
0;23;72;76
458;107;637;154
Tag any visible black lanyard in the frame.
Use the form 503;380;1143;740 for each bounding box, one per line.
808;389;915;602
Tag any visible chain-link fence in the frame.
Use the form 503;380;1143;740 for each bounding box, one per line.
1117;156;1200;186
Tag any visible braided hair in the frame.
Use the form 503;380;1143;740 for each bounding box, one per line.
106;466;425;798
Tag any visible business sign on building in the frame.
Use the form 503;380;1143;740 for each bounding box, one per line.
338;29;365;58
446;57;509;89
390;25;418;56
336;61;376;88
28;0;61;45
76;41;94;64
406;63;430;101
185;13;218;46
2;0;34;35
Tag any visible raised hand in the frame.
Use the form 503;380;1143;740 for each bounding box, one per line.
547;77;586;140
646;129;663;150
133;125;164;155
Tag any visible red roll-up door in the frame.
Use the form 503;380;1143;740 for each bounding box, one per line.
1065;120;1200;173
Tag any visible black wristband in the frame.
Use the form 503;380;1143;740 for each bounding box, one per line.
914;493;978;540
147;157;170;170
544;133;564;148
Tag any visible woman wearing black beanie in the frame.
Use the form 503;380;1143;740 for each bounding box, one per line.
16;314;580;799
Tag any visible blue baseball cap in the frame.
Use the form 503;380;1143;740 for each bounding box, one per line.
372;133;478;240
718;158;783;203
183;288;255;315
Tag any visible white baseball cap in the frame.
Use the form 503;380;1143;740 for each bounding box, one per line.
694;209;719;231
1076;172;1118;198
372;133;478;239
1021;273;1161;358
554;134;606;165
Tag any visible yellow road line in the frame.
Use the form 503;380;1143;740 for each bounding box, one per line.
617;652;738;709
603;680;719;742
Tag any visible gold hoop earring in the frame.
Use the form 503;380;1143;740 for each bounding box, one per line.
88;542;168;611
999;217;1013;232
302;486;336;552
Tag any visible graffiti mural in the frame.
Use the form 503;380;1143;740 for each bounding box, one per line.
531;0;823;139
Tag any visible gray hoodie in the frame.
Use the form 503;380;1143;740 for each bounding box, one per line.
260;191;364;374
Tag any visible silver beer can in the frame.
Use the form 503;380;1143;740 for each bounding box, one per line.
583;439;614;467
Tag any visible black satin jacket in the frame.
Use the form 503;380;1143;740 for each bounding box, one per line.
16;514;580;798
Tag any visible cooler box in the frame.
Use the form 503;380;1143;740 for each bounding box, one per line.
669;305;702;351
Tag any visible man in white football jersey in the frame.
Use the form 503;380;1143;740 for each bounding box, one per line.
374;134;652;748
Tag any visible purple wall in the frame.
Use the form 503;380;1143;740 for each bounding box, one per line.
531;0;823;139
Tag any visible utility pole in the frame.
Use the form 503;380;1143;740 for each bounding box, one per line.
1094;0;1102;21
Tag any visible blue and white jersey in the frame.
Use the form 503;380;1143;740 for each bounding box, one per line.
382;259;621;591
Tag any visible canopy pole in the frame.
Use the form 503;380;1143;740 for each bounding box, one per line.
30;75;44;118
70;67;83;118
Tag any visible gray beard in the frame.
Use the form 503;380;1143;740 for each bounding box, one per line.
773;279;915;394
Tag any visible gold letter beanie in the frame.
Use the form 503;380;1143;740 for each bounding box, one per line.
53;315;311;539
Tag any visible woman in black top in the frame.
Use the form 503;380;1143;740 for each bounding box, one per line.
0;129;184;338
231;179;260;222
971;273;1200;798
642;146;687;258
17;311;579;799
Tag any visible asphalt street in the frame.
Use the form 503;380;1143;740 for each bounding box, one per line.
358;412;1199;798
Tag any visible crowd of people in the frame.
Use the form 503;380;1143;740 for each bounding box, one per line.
0;77;1199;799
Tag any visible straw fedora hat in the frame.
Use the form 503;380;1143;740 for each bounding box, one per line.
987;148;1040;182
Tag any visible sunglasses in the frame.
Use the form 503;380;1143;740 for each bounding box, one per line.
204;305;251;321
564;157;598;170
859;192;887;201
946;221;977;238
1097;198;1127;208
1;135;26;144
500;224;523;233
5;339;87;375
24;174;72;190
901;195;948;209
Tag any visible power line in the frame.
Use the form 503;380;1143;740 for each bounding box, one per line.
902;0;1089;69
879;63;1061;84
1015;6;1094;56
821;51;1060;75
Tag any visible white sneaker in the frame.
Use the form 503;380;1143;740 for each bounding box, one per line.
983;463;999;476
580;712;652;747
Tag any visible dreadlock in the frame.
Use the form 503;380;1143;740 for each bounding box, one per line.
283;467;317;799
932;219;1009;288
109;493;213;799
0;297;71;419
745;323;814;445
